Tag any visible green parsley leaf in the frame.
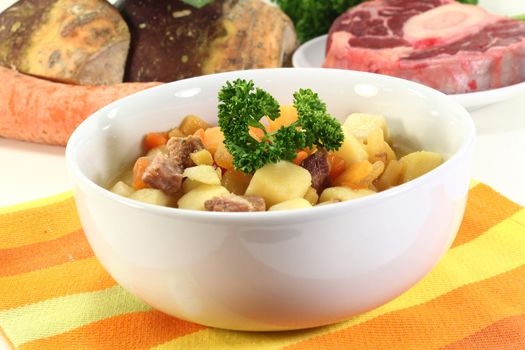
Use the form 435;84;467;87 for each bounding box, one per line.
181;0;214;9
217;79;344;173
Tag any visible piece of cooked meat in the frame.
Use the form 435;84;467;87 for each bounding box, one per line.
142;135;204;194
300;149;331;194
204;194;266;212
142;154;183;195
166;135;204;168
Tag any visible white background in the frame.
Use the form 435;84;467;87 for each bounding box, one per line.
0;1;525;349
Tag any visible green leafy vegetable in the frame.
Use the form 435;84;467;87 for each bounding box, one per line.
513;14;525;22
218;79;344;173
181;0;214;8
273;0;479;43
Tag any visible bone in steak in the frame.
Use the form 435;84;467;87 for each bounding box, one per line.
323;0;525;94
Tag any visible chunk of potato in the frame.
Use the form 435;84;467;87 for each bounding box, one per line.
319;187;375;203
343;113;389;142
384;141;397;164
215;167;223;181
118;169;134;187
269;198;312;211
316;199;340;207
146;145;167;158
177;185;229;211
376;159;404;191
130;188;174;206
304;187;319;205
183;165;221;185
179;114;210;136
182;178;201;194
334;128;369;166
110;181;135;197
365;161;385;187
221;169;252;195
190;149;214;166
399;151;443;183
245;161;312;207
168;127;185;138
366;128;387;163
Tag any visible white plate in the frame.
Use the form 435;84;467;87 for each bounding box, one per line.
292;35;328;70
292;34;525;111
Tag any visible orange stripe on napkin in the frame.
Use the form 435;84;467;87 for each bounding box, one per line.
0;229;93;276
18;310;205;350
451;184;521;248
0;257;115;310
0;197;80;249
442;314;525;350
284;265;525;350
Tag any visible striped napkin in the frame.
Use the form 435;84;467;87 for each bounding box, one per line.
0;182;524;349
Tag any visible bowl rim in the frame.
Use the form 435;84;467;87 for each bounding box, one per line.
65;68;476;224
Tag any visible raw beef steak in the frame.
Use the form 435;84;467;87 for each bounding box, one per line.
323;0;525;94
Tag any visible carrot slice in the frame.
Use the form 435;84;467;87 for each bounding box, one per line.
248;126;265;142
214;143;234;170
328;153;346;181
143;132;168;152
334;160;386;190
193;128;205;143
334;160;373;189
267;105;298;132
294;150;309;165
132;157;151;189
203;127;225;154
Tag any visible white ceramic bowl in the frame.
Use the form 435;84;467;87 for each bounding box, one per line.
66;68;475;331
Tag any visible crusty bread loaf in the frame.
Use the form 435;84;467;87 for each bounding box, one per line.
121;0;297;82
0;0;130;85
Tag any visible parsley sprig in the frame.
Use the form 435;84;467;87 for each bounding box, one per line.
181;0;214;8
217;79;344;174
